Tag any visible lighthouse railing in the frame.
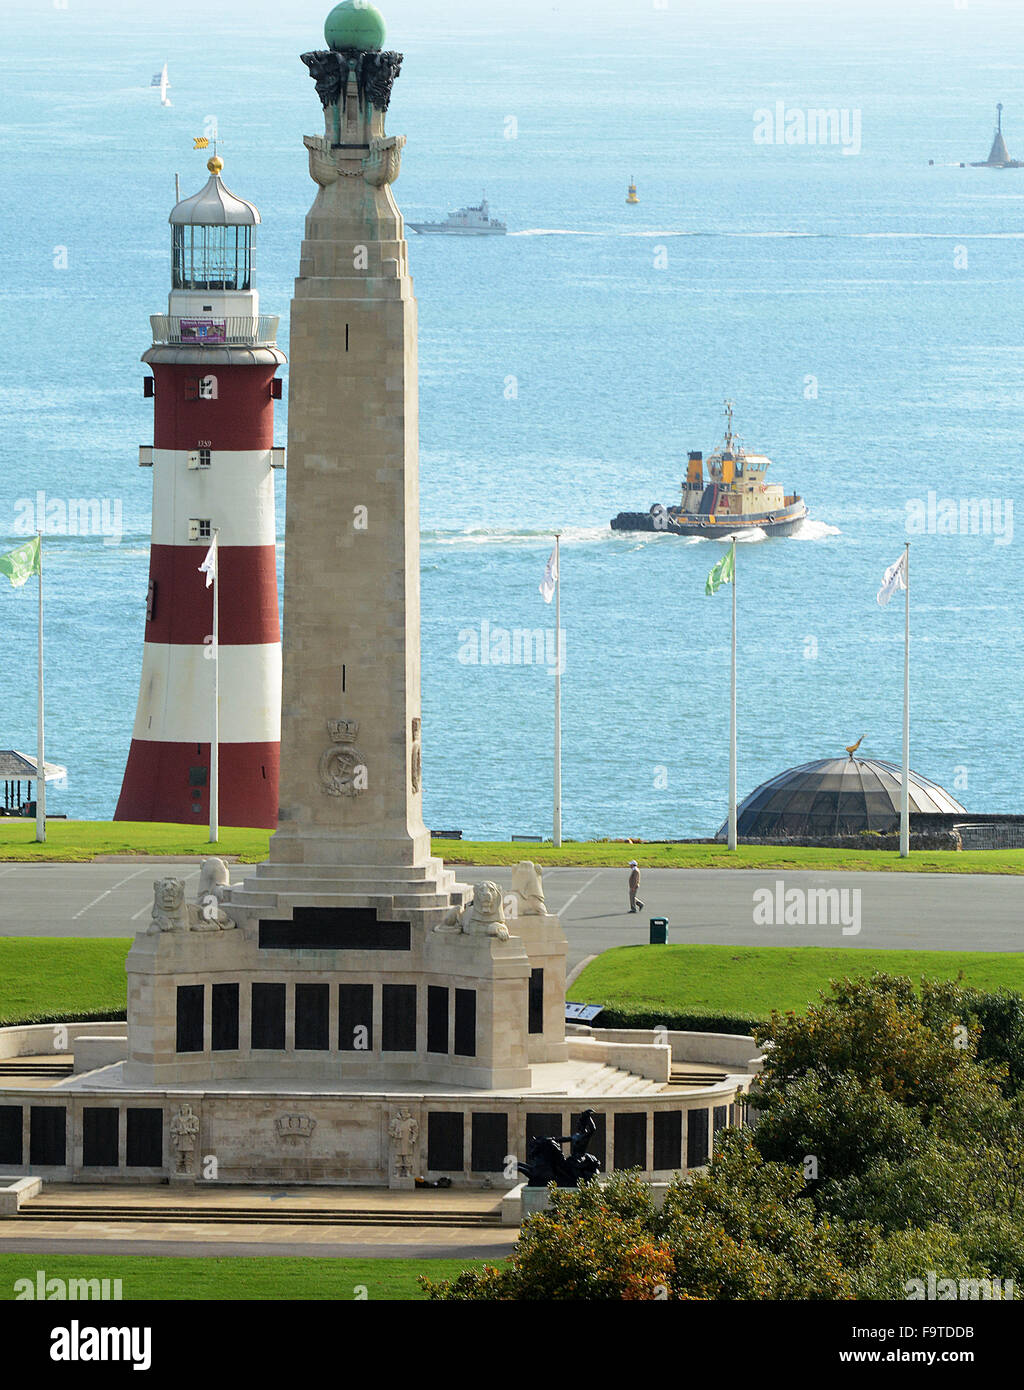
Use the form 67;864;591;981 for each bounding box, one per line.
149;314;280;346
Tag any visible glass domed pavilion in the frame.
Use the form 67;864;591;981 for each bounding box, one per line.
717;755;966;840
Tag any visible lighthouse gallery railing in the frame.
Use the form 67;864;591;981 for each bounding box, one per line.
149;315;280;346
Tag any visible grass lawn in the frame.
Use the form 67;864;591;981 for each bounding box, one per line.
4;938;1023;1033
0;939;129;1026
0;821;272;863
0;1253;487;1300
573;943;1024;1031
3;822;1024;873
437;842;1024;874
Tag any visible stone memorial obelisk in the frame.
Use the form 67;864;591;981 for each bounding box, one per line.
272;9;428;874
125;4;569;1106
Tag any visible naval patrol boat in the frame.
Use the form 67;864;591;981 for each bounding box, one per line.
610;402;809;538
407;196;507;235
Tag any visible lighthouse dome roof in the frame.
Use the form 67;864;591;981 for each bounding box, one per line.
170;164;260;227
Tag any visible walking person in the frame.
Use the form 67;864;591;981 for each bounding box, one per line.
627;859;644;914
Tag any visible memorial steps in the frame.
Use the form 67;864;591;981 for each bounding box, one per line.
228;861;472;918
12;1198;503;1229
0;1059;74;1080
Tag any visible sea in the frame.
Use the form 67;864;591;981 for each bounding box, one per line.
0;0;1022;839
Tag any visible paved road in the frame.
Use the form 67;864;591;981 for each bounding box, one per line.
0;861;1020;966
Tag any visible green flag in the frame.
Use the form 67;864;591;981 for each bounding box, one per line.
705;542;735;596
0;536;41;588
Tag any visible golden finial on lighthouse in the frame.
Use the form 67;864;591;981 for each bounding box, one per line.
207;155;224;175
846;736;864;758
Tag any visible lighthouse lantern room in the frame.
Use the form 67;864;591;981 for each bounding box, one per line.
115;157;285;829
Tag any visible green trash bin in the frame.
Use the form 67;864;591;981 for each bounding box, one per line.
649;916;668;945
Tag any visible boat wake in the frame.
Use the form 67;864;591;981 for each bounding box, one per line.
422;519;839;549
423;524;611;548
788;518;841;540
504;228;1024;242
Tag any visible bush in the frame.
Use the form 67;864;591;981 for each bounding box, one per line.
595;1007;762;1036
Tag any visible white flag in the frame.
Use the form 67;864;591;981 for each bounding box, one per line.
539;545;558;604
199;534;218;589
877;551;907;606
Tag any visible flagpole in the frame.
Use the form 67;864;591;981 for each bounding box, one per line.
36;531;46;845
553;533;562;848
728;541;737;851
900;541;910;858
210;529;219;844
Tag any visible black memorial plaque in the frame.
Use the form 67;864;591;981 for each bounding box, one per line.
29;1106;66;1166
211;982;239;1052
471;1112;509;1173
427;1111;464;1171
82;1108;119;1167
454;988;476;1057
382;983;416;1052
295;982;330;1050
613;1112;647;1171
338;983;373;1051
126;1108;163;1168
176;984;204;1053
653;1110;682;1170
251;982;286;1050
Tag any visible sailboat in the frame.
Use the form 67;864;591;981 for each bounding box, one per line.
151;64;171;107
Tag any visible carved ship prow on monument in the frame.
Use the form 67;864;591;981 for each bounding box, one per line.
610;401;809;539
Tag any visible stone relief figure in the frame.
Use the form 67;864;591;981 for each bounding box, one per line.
388;1109;419;1178
435;881;510;941
410;717;422;794
508;860;546;917
170;1103;200;1175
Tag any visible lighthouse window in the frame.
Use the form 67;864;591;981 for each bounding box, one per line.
172;224;252;292
198;448;211;469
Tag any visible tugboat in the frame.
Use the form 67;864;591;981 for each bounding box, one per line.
626;177;639;205
407;196;507;235
610;402;809;538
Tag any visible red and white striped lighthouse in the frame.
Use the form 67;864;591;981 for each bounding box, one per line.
116;156;284;829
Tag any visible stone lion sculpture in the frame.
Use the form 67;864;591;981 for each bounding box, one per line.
147;860;235;934
435;880;510;941
148;877;191;934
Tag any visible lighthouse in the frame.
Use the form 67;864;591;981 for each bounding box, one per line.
115;156;285;829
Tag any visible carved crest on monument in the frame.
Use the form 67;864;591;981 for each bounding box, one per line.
319;718;367;798
276;1114;317;1140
